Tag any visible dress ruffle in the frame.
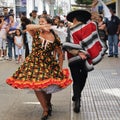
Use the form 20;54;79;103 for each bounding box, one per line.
6;69;72;90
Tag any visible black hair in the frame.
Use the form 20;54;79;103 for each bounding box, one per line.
15;29;22;36
32;10;37;13
99;15;103;20
54;16;60;20
59;20;64;24
109;8;115;13
75;16;85;23
43;10;47;14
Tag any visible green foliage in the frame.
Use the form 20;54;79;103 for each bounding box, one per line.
75;0;92;5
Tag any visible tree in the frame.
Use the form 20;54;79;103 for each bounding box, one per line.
75;0;92;5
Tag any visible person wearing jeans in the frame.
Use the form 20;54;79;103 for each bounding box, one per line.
105;8;120;58
108;34;119;57
7;14;19;60
7;36;17;60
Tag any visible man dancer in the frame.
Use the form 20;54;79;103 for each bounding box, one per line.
63;9;107;113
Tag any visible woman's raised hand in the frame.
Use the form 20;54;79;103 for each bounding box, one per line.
41;24;51;31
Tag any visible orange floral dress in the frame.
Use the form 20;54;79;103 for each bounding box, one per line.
6;30;72;93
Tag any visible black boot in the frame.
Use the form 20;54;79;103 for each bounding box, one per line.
73;98;81;113
72;96;76;102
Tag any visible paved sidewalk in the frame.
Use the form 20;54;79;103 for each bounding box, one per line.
0;54;120;120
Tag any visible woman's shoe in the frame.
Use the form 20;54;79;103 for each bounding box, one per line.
41;111;48;120
41;115;48;120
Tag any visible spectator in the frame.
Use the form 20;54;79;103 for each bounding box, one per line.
41;10;48;17
98;15;107;45
105;8;120;58
30;10;39;24
14;29;24;64
21;16;31;57
3;7;9;24
52;20;67;44
7;14;19;61
0;13;8;60
9;9;14;15
52;16;60;26
52;20;67;59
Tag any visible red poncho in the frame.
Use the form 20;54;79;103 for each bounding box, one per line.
63;21;107;71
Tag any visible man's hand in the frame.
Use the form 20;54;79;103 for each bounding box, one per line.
78;52;87;60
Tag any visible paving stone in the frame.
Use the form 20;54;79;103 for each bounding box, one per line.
0;54;120;120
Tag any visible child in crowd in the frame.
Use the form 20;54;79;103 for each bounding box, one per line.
14;29;24;63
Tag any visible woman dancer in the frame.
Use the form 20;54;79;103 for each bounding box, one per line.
6;16;72;120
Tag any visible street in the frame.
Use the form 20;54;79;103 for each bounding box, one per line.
0;54;120;120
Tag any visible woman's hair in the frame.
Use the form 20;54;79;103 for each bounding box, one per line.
40;16;53;24
99;15;103;20
59;20;64;24
21;16;31;25
15;29;22;36
54;16;60;21
52;16;61;25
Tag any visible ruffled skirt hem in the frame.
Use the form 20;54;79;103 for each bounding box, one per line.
6;69;72;90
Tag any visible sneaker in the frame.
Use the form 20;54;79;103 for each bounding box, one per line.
115;55;118;58
108;55;113;57
4;56;9;60
8;58;12;61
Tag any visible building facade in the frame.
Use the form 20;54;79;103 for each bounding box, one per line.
0;0;56;18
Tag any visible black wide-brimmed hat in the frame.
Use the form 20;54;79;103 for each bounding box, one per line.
66;10;91;23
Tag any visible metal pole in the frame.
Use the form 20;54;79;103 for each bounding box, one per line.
43;0;46;11
57;0;58;15
33;0;35;10
69;0;71;11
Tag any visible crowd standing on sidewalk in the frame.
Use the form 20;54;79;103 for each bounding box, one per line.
1;0;120;119
0;8;69;63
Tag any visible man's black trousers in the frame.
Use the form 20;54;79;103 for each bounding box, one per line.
69;60;88;100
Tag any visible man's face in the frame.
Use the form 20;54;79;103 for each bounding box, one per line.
3;8;8;15
32;12;37;18
110;9;114;15
72;18;77;24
